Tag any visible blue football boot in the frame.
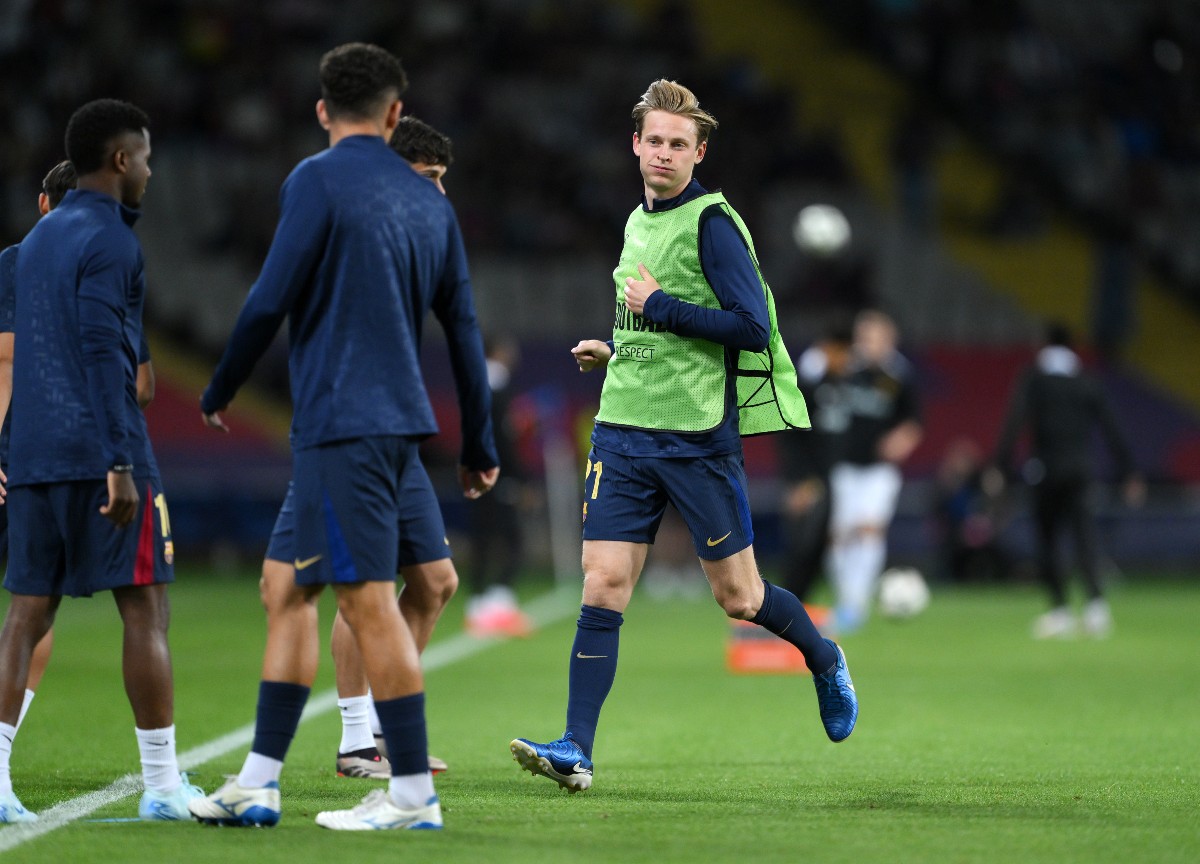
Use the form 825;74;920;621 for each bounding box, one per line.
510;733;593;793
812;638;858;742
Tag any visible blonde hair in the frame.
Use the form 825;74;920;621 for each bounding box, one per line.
631;79;718;145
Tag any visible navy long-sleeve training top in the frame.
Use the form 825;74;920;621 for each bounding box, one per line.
9;189;155;484
202;135;497;470
1;241;152;468
592;178;770;458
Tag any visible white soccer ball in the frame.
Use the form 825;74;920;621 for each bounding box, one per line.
792;204;851;256
878;567;931;619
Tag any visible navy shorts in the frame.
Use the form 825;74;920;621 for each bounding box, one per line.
266;450;449;571
4;477;175;598
581;446;754;560
290;436;433;586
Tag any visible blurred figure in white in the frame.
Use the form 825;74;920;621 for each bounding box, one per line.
826;310;923;634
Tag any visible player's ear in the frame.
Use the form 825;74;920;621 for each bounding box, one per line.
632;132;641;156
111;144;129;175
384;100;402;137
37;193;51;217
694;140;707;163
316;99;331;130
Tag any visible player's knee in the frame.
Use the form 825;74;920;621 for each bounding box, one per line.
1;598;59;643
259;558;296;611
427;565;458;604
113;585;170;632
582;567;633;604
715;589;757;621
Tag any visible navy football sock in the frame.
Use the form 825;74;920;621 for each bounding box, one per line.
751;580;838;673
250;680;310;761
564;604;623;759
374;692;428;776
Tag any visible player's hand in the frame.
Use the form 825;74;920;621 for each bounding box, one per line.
571;340;612;372
202;410;229;432
100;470;139;527
623;262;660;315
878;421;922;464
460;465;499;499
784;478;824;516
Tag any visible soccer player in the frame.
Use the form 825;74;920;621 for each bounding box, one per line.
0;99;199;823
306;114;464;779
825;309;923;634
989;321;1144;638
0;161;158;759
188;44;497;831
390;114;452;194
510;80;858;794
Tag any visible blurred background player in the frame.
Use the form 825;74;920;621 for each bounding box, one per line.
465;332;535;638
325;114;471;779
511;79;857;795
0;160;157;769
0;99;198;823
826;309;923;634
988;321;1145;639
390;114;451;194
191;44;497;831
776;321;854;614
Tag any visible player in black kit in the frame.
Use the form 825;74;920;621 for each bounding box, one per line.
990;322;1144;639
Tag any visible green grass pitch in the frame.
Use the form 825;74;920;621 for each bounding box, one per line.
1;568;1197;863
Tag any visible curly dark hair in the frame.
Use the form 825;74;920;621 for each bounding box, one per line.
64;99;151;175
389;116;453;167
319;43;408;121
41;160;77;209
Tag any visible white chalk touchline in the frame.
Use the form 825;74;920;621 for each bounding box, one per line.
0;586;577;853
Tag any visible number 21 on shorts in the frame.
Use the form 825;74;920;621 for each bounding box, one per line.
584;458;603;499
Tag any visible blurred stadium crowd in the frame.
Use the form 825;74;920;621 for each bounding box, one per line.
828;0;1200;306
0;0;1196;574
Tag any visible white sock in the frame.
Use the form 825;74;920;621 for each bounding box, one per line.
0;722;15;797
337;695;375;754
136;725;181;794
388;771;435;809
368;695;382;738
238;751;283;788
828;541;853;607
16;690;35;732
839;537;886;621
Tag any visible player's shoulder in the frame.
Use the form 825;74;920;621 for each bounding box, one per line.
285;150;329;189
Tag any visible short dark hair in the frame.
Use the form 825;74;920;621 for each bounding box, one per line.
390;116;453;167
64;99;151;175
42;160;77;208
319;43;408;122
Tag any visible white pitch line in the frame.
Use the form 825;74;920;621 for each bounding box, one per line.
0;586;577;853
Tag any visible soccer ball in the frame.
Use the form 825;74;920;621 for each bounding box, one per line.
792;204;850;256
878;567;931;619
